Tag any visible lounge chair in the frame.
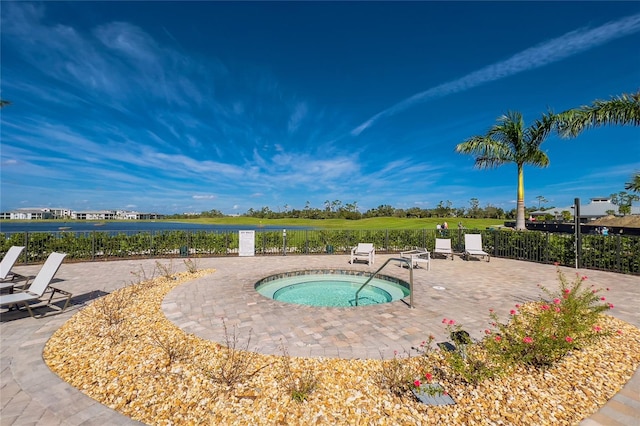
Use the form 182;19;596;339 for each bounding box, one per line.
0;252;71;317
434;239;454;260
350;243;375;265
400;247;431;270
1;246;26;282
464;234;490;262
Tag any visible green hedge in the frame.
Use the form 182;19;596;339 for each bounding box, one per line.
2;229;638;275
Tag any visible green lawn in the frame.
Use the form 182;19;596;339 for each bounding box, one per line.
175;217;506;230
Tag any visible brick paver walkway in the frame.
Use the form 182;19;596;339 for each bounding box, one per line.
1;255;639;425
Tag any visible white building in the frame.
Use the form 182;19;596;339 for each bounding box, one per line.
8;208;54;220
531;197;640;221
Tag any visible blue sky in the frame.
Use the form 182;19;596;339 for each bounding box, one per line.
1;1;639;215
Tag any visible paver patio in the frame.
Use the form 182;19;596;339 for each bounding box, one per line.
1;255;639;425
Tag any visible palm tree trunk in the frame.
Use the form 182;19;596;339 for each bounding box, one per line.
515;164;526;230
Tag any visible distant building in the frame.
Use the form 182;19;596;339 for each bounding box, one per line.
7;208;54;220
72;210;117;220
0;208;164;220
530;197;640;222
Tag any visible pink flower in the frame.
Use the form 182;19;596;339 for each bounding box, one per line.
563;289;570;294
582;276;588;281
394;350;398;356
489;308;494;313
414;380;421;387
541;304;550;310
553;298;561;305
515;304;520;308
593;326;602;332
609;303;614;309
484;329;491;335
617;330;623;335
592;289;597;293
565;336;574;343
495;336;502;342
510;309;517;315
555;307;561;313
448;319;455;325
425;373;433;382
442;318;448;324
600;296;606;301
523;336;533;344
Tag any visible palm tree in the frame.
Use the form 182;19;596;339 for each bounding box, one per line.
550;91;640;198
0;100;11;108
626;173;640;193
553;91;640;138
535;195;548;209
456;111;553;230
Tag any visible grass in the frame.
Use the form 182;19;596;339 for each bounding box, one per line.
171;217;506;230
2;217;506;230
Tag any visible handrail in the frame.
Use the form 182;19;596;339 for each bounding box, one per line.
355;257;414;308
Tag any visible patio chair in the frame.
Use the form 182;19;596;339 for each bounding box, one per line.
350;243;375;265
464;234;490;262
0;252;71;318
1;246;26;282
434;239;454;260
400;247;431;270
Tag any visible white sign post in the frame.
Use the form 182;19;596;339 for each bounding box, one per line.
239;230;255;257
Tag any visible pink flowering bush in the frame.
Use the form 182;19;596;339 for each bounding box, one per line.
376;349;416;396
482;268;612;367
441;319;498;385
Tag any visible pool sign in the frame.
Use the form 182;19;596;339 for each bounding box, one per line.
239;230;255;257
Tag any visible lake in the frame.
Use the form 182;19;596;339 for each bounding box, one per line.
0;221;299;234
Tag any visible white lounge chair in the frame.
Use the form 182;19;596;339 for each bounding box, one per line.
350;243;375;265
400;247;431;270
1;246;26;281
464;234;490;262
434;239;454;260
0;252;71;317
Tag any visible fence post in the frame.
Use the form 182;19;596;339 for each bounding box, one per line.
385;229;389;253
574;198;582;269
544;232;549;264
92;231;95;261
24;232;29;264
616;234;621;273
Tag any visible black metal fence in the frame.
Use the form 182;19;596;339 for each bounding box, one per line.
2;228;639;275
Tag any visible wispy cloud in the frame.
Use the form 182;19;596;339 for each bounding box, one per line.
351;13;640;136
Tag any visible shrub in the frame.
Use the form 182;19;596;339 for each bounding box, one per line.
375;350;416;396
183;257;200;274
440;319;500;385
483;267;611;368
149;328;191;366
277;344;319;402
203;319;272;389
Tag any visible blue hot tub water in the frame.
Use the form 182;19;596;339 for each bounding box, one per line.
255;271;410;307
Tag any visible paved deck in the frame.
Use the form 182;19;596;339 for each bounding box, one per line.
1;255;639;425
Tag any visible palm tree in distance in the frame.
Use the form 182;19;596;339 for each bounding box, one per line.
626;173;640;193
456;111;554;230
0;100;11;108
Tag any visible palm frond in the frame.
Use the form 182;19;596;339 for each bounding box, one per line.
556;91;640;138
